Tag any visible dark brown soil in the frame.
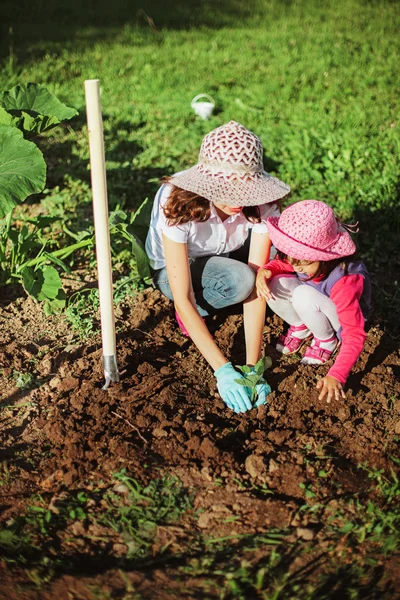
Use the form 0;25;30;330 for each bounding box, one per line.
1;287;399;599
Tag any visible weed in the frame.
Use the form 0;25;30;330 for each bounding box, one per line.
65;288;100;340
102;470;191;559
0;471;192;580
299;482;317;499
12;370;35;390
0;463;11;487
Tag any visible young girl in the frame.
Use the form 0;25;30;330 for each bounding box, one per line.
256;200;371;403
145;121;290;413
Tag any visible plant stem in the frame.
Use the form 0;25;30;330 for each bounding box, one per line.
19;238;93;270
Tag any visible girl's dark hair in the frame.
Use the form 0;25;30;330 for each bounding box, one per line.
277;250;358;280
161;179;262;225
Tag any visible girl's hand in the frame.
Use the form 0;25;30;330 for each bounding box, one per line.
256;268;273;301
316;375;346;403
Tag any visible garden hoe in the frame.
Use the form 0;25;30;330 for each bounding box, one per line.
84;79;120;390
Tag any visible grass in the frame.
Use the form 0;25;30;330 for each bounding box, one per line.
0;470;192;574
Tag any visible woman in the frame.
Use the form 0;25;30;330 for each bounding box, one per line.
145;121;290;413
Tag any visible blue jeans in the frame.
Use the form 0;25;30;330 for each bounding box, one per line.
152;250;255;317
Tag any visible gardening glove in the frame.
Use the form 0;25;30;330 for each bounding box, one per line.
246;367;272;407
214;362;253;414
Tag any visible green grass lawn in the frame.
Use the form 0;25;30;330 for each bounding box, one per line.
1;0;398;215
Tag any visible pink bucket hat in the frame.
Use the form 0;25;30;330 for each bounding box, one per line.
267;200;357;261
169;121;290;207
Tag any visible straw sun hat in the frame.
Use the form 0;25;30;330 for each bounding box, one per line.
169;121;290;207
267;200;357;262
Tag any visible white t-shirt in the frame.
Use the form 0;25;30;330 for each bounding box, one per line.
145;183;280;270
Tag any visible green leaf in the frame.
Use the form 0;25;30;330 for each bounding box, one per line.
109;210;128;226
130;197;152;244
0;530;16;547
18;111;61;137
254;361;265;376
41;251;71;273
122;228;151;284
234;378;249;387
234;375;260;388
339;522;354;533
38;265;63;300
243;374;261;387
0;106;18;127
22;265;63;302
236;364;252;374
0;83;78;137
254;356;272;375
0;125;46;218
43;289;67;315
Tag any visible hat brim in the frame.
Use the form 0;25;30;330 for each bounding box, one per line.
267;216;356;261
169;167;290;207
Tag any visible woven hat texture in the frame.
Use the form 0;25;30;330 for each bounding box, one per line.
169;121;290;207
267;200;356;261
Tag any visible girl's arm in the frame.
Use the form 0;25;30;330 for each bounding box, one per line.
243;231;272;365
162;234;229;371
327;274;367;384
317;274;366;402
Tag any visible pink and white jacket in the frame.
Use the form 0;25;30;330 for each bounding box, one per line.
264;258;371;384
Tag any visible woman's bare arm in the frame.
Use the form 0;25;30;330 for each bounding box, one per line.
243;232;271;365
162;234;229;371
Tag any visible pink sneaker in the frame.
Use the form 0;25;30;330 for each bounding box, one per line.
276;324;312;355
175;311;190;337
301;335;339;365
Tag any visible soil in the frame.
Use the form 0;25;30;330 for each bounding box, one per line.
0;286;399;599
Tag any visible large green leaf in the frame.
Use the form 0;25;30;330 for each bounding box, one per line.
109;211;151;285
22;265;66;313
0;125;46;218
0;106;17;127
0;83;78;137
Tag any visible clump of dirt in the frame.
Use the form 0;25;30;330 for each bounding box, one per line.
0;287;399;599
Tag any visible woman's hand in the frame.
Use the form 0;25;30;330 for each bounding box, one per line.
214;362;253;413
316;375;346;403
256;268;273;301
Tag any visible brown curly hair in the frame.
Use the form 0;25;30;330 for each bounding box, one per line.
161;179;262;226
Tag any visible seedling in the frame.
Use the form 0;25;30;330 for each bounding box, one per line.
234;356;272;405
13;370;35;390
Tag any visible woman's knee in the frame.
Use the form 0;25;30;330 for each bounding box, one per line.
235;263;256;301
205;262;255;306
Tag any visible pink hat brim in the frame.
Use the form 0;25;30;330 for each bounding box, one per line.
267;216;356;261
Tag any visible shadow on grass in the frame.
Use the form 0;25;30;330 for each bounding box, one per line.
353;187;400;328
29;113;173;218
1;0;267;64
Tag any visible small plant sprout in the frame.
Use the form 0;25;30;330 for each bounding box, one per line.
13;371;35;390
234;356;272;405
